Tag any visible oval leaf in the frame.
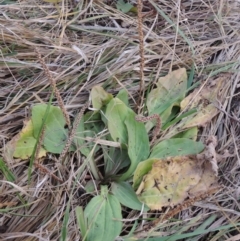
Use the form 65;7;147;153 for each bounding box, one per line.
111;182;149;211
119;112;150;181
116;89;129;106
32;104;68;153
137;156;202;210
147;68;188;115
84;186;122;241
105;98;130;145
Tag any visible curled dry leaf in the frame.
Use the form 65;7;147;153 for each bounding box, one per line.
189;161;218;196
189;136;220;195
199;136;218;176
180;76;225;128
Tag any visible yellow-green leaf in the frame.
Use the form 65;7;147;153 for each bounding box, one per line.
7;120;46;160
146;68;188;130
90;85;113;110
137;156;202;210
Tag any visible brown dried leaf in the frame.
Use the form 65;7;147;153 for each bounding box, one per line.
189;161;218;196
180;76;225;128
197;136;218;176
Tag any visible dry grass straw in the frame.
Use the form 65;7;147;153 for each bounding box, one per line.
136;0;145;112
35;48;71;127
0;0;240;240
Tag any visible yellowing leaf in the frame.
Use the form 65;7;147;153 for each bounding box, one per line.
133;158;158;190
146;68;188;130
189;136;219;195
133;138;204;190
19;119;33;137
6;120;46;160
180;76;225;128
147;68;187;114
14;136;43;160
90;85;113;110
189;161;218;196
137;156;203;210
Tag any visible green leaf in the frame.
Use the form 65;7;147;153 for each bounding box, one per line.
90;85;113;110
73;111;104;158
116;89;129;106
133;158;158;190
73;117;90;156
103;147;130;176
162;108;197;130
84;186;122;241
119;112;150;181
85;180;96;193
0;158;15;182
29;94;54;182
105;98;130;145
150;138;205;159
76;206;87;239
60;201;70;241
172;127;198;140
32;104;68;154
116;0;134;13
111;182;149;211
